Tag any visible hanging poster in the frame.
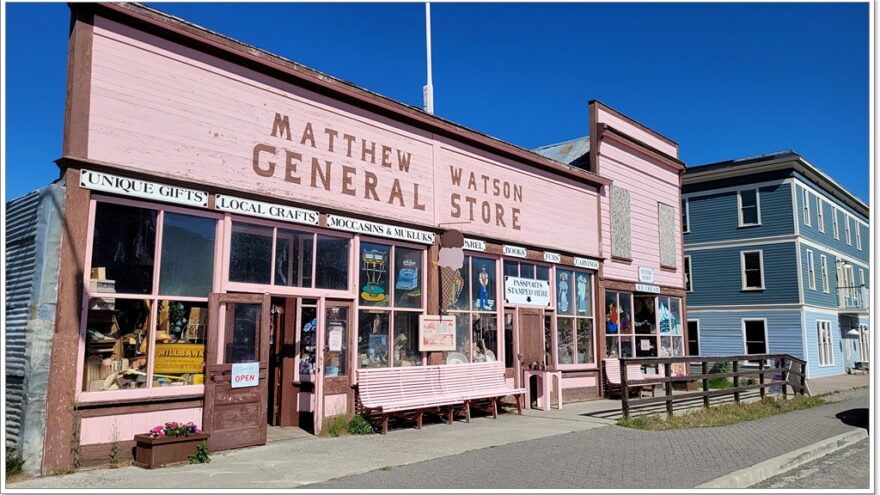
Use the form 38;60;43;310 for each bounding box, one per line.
419;315;456;351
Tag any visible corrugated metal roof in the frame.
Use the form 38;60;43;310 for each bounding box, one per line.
532;136;591;170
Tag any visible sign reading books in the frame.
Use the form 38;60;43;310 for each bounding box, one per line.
231;362;259;388
419;315;456;351
504;276;551;306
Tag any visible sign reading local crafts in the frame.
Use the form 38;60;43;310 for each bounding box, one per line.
154;344;205;374
543;251;561;263
418;315;456;351
215;194;319;225
504;276;551;306
635;283;661;294
327;214;435;244
230;362;259;388
574;257;600;270
463;238;486;252
638;267;654;284
80;169;208;207
503;245;527;258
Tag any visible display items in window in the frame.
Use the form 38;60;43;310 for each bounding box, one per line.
298;305;318;377
471;314;498;362
360;243;390;305
556;269;572;315
324;306;348;377
90;203;156;295
471;258;496;311
394;248;422;308
152;300;207;386
393;312;421;367
83;299;153;391
358;311;389;368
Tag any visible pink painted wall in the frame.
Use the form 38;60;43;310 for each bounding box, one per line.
86;17;600;258
595;107;678;158
79;407;203;445
596;114;684;289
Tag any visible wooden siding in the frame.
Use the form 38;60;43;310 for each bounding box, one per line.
802;310;846;378
685;242;800;306
683;182;794;244
795;182;869;264
598;138;684;288
800;244;842;308
79;407;203;445
687;310;803;358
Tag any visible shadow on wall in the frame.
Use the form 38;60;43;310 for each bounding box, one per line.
836;409;868;431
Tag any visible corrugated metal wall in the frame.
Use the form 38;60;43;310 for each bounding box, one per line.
5;190;41;450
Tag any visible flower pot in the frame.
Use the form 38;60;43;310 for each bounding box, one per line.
133;432;210;469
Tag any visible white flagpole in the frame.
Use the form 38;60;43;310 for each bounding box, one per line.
423;2;434;114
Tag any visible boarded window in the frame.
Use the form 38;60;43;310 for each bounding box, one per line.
658;203;676;268
610;185;631;259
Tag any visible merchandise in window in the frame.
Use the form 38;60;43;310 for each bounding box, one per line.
471;314;498;362
90;203;157;295
445;256;499;363
324;306;348;377
605;292;634;358
152;300;207;386
556;269;595;365
297;303;318;377
394;247;423;308
83;299;152;391
357;311;389;368
634;295;657;357
472;258;496;311
359;242;391;306
274;229;312;288
392;312;421;367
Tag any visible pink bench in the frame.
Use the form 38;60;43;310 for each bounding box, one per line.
440;361;525;422
603;359;662;398
356;366;461;434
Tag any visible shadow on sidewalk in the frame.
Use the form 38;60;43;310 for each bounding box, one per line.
835;409;868;431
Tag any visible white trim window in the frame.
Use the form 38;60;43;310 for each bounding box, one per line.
806;249;816;290
859;268;865;287
845;215;852;245
820;255;830;293
742;319;768;355
856;222;862;250
682;198;690;233
832;206;840;239
738;189;761;227
684;255;693;292
817;320;834;367
858;325;869;363
802;188;811;227
741;250;765;290
817;198;825;232
687;320;700;356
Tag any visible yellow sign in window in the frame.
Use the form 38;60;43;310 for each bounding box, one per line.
154;343;205;374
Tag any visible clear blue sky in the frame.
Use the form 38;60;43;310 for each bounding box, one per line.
5;2;870;202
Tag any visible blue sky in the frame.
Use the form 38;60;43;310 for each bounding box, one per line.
5;2;870;201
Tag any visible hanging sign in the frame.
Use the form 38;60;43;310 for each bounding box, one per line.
80;169;208;207
636;283;661;294
215;194;319;225
574;257;600;270
504;276;551;306
503;245;528;258
419;315;456;351
543;251;561;264
327;327;343;352
638;267;655;283
327;214;435;244
463;238;486;252
230;362;259;388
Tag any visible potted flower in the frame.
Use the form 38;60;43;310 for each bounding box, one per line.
133;421;209;469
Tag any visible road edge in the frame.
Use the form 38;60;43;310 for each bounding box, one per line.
695;428;869;489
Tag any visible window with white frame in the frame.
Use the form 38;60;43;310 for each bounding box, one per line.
684;255;692;292
817;320;833;366
832;206;840;239
821;255;830;293
859;325;869;363
738;189;760;226
741;251;764;290
743;319;767;355
802;188;811;226
856;222;862;250
817;199;825;232
807;250;816;290
845;215;852;245
682;198;690;233
859;268;865;287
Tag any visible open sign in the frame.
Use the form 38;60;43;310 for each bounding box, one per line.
230;362;259;388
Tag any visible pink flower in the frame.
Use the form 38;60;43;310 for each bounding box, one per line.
194;427;201;433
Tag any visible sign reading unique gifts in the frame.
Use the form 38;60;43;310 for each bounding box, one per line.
504;276;551;306
418;315;456;351
80;169;208;207
231;362;259;388
154;344;205;374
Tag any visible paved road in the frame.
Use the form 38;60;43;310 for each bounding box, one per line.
310;390;869;489
752;438;870;489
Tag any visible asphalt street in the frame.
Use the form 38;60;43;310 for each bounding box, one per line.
752;438;870;489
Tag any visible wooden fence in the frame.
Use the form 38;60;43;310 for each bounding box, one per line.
619;354;807;419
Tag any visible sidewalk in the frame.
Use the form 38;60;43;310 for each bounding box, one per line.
8;380;869;490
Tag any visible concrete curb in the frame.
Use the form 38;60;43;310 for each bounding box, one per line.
695;428;869;489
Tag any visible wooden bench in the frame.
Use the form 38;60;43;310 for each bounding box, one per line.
439;361;525;422
356;366;462;434
603;358;662;398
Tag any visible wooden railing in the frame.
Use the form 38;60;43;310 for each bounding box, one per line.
619;354;807;419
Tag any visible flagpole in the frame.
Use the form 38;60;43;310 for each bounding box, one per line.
423;2;434;114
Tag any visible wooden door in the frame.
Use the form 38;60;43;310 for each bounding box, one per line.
203;293;271;451
517;308;545;370
504;309;519;384
319;301;353;424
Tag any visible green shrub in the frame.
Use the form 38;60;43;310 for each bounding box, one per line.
188;441;210;464
323;415;351;437
347;415;374;435
6;449;24;476
709;361;730;374
707;377;732;389
109;441;120;466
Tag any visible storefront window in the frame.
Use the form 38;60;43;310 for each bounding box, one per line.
556;270;595;365
605;291;634;358
359;242;391;306
634;295;658;357
447;256;470;311
298;303;318;377
472;314;498;362
658;296;685;357
315;235;349;290
274;229;313;287
357;311;389;368
393;312;421;366
394;247;423;308
83;299;152;391
152;300;207;386
159;213;216;297
544;315;553;366
226;303;261;363
229;223;273;284
324;306;348;377
90;203;156;295
446;256;500;364
471;257;496;311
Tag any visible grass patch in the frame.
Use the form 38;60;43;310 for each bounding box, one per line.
320;414;375;437
617;395;826;431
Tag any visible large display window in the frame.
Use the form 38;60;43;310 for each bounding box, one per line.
555;269;595;365
356;240;426;369
81;199;219;396
605;292;684;360
445;256;500;363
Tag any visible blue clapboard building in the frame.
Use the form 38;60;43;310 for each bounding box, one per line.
683;151;869;378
